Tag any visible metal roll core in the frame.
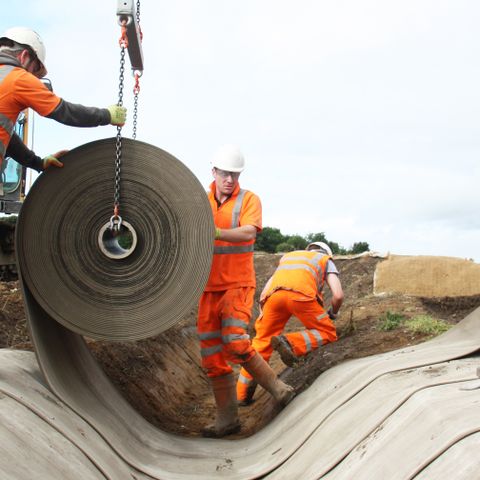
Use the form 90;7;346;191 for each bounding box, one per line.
98;219;138;259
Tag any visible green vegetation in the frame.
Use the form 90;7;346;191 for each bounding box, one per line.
377;312;451;337
255;227;370;255
275;242;295;253
0;215;17;225
404;316;451;336
377;311;406;331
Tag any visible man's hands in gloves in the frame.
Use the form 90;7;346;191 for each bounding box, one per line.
107;105;127;126
42;149;69;169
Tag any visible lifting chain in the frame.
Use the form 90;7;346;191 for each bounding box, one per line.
132;71;140;140
111;1;142;231
111;21;128;232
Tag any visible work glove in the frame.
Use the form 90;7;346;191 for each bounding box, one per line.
107;105;127;126
42;149;69;170
327;306;337;321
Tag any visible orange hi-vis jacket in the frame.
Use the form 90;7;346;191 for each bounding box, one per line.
260;250;331;305
205;181;262;291
0;63;61;166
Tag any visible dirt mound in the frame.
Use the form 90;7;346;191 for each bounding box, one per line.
1;253;479;438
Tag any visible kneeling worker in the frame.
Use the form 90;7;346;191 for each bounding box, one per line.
237;241;344;405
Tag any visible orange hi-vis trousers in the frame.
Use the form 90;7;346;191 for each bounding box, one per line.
237;289;337;400
197;287;256;378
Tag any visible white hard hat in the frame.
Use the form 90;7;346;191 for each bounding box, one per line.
1;27;47;77
306;241;333;257
211;145;245;172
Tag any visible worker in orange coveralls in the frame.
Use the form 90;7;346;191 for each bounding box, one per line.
197;144;295;438
0;27;126;172
237;241;344;405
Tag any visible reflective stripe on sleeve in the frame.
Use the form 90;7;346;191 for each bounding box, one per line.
0;66;19;162
0;113;14;134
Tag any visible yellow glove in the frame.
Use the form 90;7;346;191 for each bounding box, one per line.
107;105;127;126
42;149;69;170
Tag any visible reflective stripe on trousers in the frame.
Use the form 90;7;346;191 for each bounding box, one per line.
252;289;337;361
197;287;256;377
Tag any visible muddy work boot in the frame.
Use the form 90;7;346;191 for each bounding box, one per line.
241;352;295;406
271;335;298;368
202;373;241;438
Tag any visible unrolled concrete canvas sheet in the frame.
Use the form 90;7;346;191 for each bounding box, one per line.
321;382;480;480
266;358;480;479
18;286;480;479
0;350;153;480
0;395;104;480
414;432;480;480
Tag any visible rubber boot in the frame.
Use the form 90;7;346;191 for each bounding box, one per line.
202;373;241;438
271;335;298;367
241;352;295;406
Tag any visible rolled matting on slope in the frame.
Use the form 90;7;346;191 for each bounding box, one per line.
16;138;214;341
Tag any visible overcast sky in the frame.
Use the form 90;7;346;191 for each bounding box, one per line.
6;1;480;261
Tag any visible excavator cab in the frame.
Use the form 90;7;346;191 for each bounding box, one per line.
0;112;27;214
0;111;28;279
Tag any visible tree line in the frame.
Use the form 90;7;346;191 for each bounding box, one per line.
255;227;370;255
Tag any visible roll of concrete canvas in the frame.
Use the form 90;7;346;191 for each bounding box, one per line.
16;138;213;341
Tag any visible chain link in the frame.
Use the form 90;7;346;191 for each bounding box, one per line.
111;3;141;228
113;41;126;228
132;81;139;140
136;0;141;25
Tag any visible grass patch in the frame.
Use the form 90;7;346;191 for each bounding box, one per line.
377;311;406;331
404;315;451;336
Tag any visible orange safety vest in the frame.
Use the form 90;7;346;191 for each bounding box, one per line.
205;181;262;291
0;64;60;166
260;250;331;304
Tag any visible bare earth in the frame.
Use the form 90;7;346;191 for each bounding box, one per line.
1;253;479;438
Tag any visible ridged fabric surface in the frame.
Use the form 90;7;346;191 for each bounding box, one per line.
16;138;213;340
